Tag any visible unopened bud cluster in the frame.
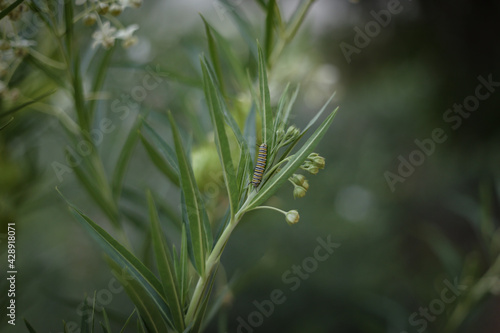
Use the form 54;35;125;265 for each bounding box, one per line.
276;125;301;148
300;153;325;175
289;174;309;198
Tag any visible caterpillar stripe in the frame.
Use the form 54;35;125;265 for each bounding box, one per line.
251;143;267;188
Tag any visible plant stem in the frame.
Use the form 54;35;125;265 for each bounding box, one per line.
185;205;249;324
268;0;316;68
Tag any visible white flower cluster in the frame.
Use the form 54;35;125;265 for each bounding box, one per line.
0;1;35;102
91;22;139;49
76;0;142;49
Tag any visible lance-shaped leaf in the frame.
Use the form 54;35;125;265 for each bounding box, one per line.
64;202;175;330
258;44;273;148
142;121;179;174
168;111;211;275
141;134;180;187
201;58;238;217
247;107;338;210
111;115;144;199
275;91;336;165
264;0;277;61
119;309;137;333
175;224;190;308
201;15;225;97
106;258;172;333
148;191;185;331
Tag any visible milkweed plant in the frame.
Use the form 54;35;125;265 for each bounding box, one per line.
2;0;338;331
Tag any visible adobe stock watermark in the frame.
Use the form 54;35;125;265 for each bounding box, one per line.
51;65;164;182
340;0;411;64
385;74;499;192
401;277;467;333
236;235;341;333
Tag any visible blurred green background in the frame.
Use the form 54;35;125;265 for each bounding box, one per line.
1;0;500;332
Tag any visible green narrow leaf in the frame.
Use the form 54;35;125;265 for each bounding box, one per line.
285;0;316;42
201;58;238;217
258;45;273;147
244;104;257;158
89;46;115;118
24;54;67;88
282;84;300;127
63;200;175;329
236;146;251;200
168;111;210;275
201;15;226;97
90;291;97;333
210;28;248;91
72;161;119;226
24;319;38;333
119;309;137;333
63;0;74;59
0;0;24;20
179;224;190;308
273;82;291;131
218;0;257;59
248;107;338;210
301;91;336;135
106;258;172;333
264;0;276;61
148;191;185;331
142;121;179;174
73;50;89;131
191;266;219;333
111;115;144;199
101;308;112;333
273;91;335;166
137;317;147;333
80;295;90;333
0;90;56;119
140;134;180;187
203;62;250;160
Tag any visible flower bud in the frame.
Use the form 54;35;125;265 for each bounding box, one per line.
97;2;109;14
301;164;319;175
285;210;300;225
293;185;307;199
276;128;285;141
83;13;97;26
131;0;143;8
109;4;124;16
309;153;325;169
285;125;300;140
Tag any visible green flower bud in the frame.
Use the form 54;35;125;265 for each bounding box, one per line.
276;128;285;141
285;125;300;140
286;210;300;225
289;174;309;198
301;164;319;175
289;173;305;184
293;185;307;199
310;153;325;169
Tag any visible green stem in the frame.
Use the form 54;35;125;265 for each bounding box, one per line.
185;213;240;324
268;0;316;68
250;205;286;214
184;192;257;324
